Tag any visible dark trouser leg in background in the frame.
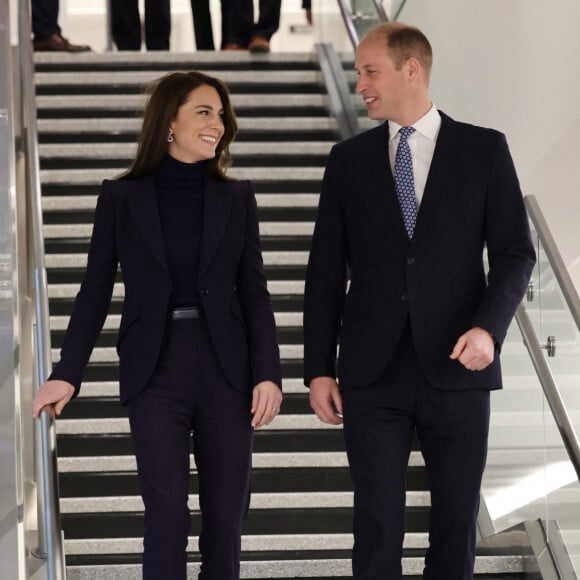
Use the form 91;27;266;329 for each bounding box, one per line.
31;0;61;39
144;0;170;50
111;0;141;50
190;0;215;50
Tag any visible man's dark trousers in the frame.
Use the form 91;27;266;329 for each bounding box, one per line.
342;324;490;580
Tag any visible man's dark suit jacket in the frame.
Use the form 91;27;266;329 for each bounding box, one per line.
50;174;282;405
304;111;536;392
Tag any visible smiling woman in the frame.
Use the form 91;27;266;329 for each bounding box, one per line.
168;84;225;163
32;70;282;580
121;71;238;180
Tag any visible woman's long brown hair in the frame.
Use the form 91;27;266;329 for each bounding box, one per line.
120;71;238;181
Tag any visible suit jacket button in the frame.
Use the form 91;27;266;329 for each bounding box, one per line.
407;257;415;265
201;289;209;296
401;294;408;302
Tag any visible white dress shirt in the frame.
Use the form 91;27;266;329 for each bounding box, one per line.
388;103;441;207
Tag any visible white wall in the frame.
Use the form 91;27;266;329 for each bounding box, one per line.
399;0;580;290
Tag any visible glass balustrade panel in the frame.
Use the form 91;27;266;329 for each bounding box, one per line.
482;316;551;533
523;227;580;572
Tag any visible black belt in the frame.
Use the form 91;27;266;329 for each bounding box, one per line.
170;306;201;320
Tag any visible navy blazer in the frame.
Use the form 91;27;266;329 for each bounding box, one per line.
304;111;536;391
51;173;282;404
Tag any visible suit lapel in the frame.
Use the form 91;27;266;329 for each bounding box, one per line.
200;177;233;276
412;112;457;244
125;175;169;274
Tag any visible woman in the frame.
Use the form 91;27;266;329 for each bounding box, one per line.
33;71;283;579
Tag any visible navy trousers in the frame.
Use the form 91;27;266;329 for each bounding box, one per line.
342;324;490;580
190;0;233;50
111;0;171;50
127;316;253;579
31;0;61;39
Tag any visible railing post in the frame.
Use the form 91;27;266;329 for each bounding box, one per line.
106;0;113;51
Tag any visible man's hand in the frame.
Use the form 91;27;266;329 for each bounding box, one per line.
309;376;343;425
32;379;75;419
450;327;495;371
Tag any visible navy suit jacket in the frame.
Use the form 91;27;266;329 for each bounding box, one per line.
51;173;282;404
304;111;536;391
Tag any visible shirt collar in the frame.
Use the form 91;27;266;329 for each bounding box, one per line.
389;103;441;142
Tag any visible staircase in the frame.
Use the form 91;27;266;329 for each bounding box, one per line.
36;51;538;579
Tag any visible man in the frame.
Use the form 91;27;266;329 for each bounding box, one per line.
32;0;91;51
303;22;535;580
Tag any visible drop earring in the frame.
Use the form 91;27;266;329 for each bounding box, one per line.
167;128;174;143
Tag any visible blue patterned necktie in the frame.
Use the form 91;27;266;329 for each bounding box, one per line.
394;126;417;238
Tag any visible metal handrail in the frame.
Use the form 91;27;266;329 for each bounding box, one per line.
372;0;388;22
316;43;360;139
515;304;580;481
336;0;360;49
393;0;408;21
18;0;66;577
525;195;580;334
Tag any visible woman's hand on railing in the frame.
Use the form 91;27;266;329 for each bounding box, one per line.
32;380;75;419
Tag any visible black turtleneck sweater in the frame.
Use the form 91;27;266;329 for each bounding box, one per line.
155;155;205;307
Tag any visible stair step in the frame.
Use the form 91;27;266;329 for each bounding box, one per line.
42;194;320;211
35;70;325;88
34;51;320;67
63;555;533;579
60;491;430;514
37;94;330;114
64;533;360;555
43;223;314;239
40;167;324;185
72;377;305;398
52;344;304;362
47;280;305;298
38;117;338;135
50;311;303;331
39;143;333;159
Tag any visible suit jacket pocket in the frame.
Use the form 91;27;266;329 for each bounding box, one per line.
230;295;248;331
116;300;141;353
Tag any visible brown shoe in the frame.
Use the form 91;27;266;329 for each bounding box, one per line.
33;34;91;52
222;43;247;51
248;36;270;53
